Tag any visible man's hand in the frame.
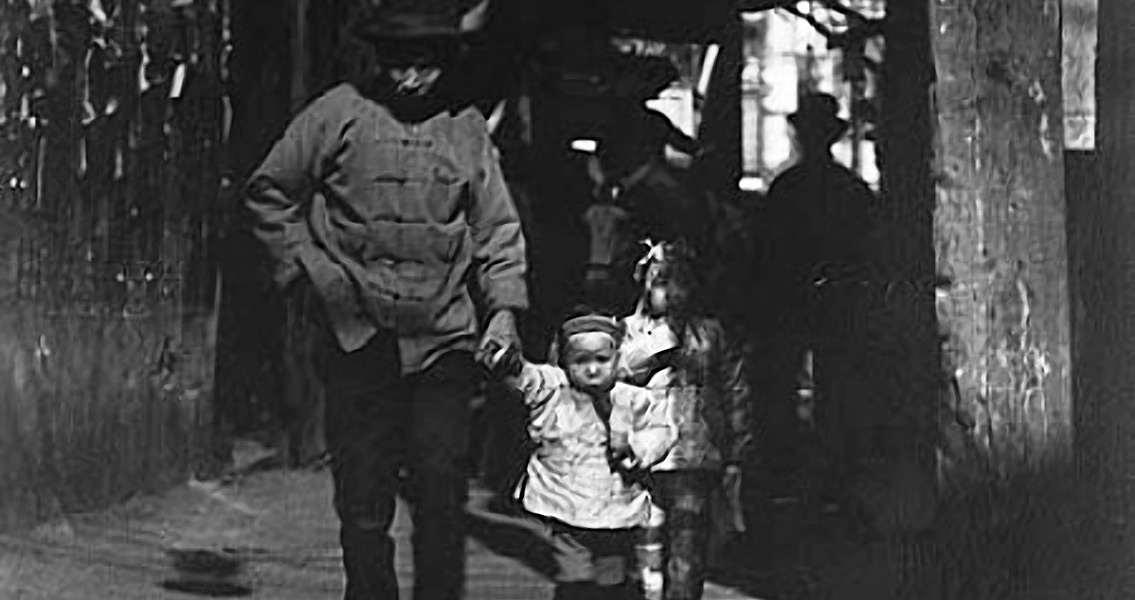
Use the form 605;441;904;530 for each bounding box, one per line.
478;339;523;379
479;309;520;361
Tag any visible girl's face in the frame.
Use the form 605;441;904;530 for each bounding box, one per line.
647;275;690;318
563;332;620;393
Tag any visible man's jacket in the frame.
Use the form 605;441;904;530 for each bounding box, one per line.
245;84;528;373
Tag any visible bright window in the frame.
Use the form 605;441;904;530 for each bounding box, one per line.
741;1;884;191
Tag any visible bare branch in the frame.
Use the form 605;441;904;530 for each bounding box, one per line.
739;0;799;12
811;0;872;25
781;5;833;39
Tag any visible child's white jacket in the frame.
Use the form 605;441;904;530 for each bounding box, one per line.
508;363;677;530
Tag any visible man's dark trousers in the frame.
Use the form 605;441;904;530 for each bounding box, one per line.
322;330;477;600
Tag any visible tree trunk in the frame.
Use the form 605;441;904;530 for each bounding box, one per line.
929;0;1071;479
879;1;1072;596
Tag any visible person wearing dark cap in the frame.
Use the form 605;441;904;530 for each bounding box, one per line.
243;1;528;598
756;92;880;517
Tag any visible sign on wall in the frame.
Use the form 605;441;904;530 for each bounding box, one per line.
611;37;671;58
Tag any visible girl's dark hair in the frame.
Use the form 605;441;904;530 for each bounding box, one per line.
648;242;713;317
644;241;704;291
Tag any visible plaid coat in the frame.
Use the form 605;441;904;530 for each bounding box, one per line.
620;314;752;471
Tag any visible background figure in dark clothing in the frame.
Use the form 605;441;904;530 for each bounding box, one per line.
597;104;701;180
243;2;528;599
756;92;880;510
580;94;712;316
587;60;701;192
588;99;703;200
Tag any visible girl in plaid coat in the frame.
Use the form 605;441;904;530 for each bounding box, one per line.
618;241;753;600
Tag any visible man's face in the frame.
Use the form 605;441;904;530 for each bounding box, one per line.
563;332;620;393
378;40;456;98
386;64;443;97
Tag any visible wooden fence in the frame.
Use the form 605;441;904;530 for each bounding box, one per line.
0;0;227;529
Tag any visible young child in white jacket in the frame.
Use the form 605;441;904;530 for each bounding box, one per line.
482;312;677;600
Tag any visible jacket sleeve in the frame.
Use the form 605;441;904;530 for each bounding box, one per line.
714;323;753;466
627;387;678;468
244;91;342;288
507;363;566;440
468;127;529;314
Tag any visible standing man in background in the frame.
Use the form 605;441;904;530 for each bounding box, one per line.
243;1;528;598
758;92;879;514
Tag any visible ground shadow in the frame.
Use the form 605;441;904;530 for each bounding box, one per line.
159;579;253;597
704;501;882;600
463;497;844;599
463;507;559;581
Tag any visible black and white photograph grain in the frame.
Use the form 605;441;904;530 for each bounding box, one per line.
0;0;1126;598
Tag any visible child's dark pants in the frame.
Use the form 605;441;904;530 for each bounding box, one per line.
546;519;638;600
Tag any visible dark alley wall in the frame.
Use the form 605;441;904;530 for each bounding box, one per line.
0;307;218;530
0;1;225;530
1064;149;1098;463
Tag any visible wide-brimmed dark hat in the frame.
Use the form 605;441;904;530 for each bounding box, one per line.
350;0;490;42
789;92;850;141
607;55;680;99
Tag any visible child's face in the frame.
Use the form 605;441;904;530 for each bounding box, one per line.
563;332;620;393
647;274;690;317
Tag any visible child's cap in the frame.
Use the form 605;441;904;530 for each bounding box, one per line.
549;311;626;365
561;314;626;344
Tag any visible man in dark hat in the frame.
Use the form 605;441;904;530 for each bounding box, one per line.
588;60;704;197
754;92;880;517
243;1;528;599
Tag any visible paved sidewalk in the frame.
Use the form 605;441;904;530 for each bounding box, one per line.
0;450;765;599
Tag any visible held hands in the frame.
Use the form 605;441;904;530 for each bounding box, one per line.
477;310;521;376
477;338;522;379
481;309;519;351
